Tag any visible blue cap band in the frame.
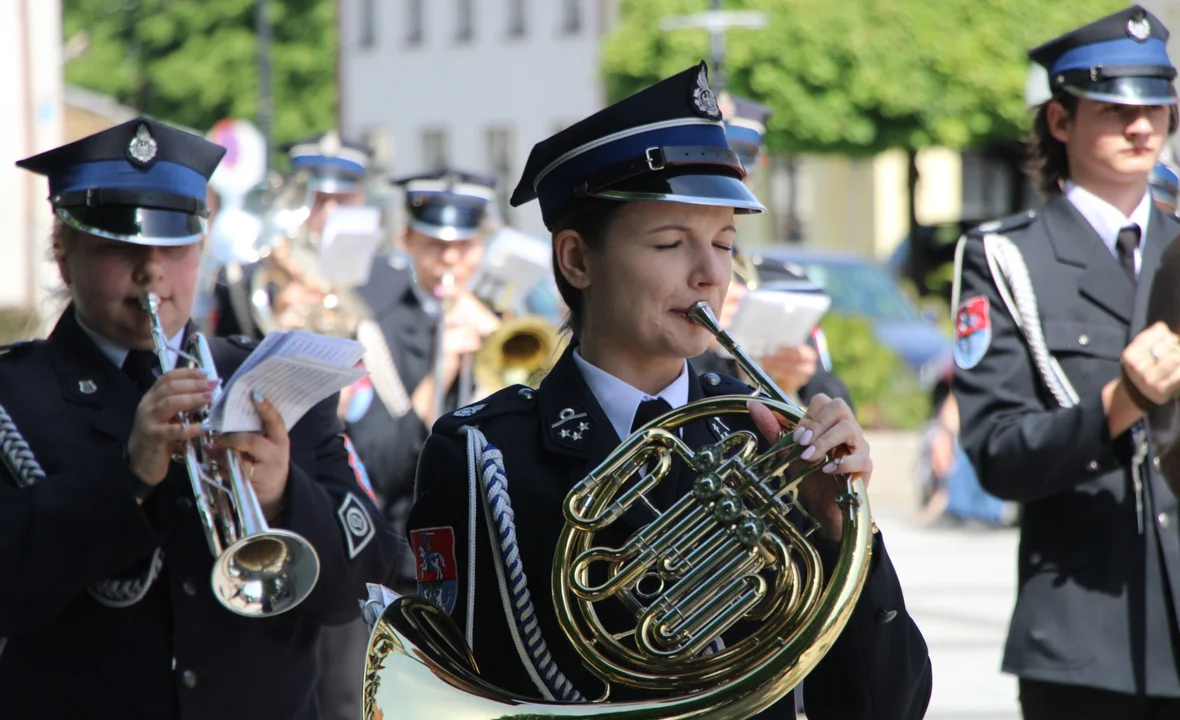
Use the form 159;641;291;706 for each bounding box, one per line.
291;154;366;177
50;160;208;202
536;121;729;222
1052;36;1171;75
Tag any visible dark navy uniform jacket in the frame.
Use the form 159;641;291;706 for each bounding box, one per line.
0;308;396;719
954;193;1180;696
407;344;932;719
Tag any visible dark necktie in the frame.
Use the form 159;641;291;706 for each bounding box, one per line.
1116;225;1140;283
122;349;160;393
631;397;673;433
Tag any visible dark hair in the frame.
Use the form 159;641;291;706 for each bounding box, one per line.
1025;92;1079;196
1026;91;1180;196
549;197;628;338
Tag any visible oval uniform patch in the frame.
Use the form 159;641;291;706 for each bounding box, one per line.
955;295;991;369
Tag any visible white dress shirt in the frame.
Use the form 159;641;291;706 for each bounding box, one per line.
572;348;689;442
76;308;185;371
1064;180;1152;277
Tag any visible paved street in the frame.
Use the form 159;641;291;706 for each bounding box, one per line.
875;511;1022;720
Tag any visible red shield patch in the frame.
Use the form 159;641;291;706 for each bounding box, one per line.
410;526;459;614
954;295;992;370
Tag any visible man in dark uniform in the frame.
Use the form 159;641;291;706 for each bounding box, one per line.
0;118;395;719
691;93;853;407
953;6;1180;717
405;62;931;719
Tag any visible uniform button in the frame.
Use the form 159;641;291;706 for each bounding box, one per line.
1155;456;1162;470
517;387;535;400
1160;512;1171;530
181;669;198;689
182;579;198;597
1029;552;1042;564
703;373;721;387
1087;460;1099;471
876;609;898;624
1078;333;1090;346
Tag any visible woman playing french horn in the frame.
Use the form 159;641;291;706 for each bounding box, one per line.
0;119;395;719
405;63;931;719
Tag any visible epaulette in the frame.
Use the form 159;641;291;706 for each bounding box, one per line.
966;210;1037;238
432;384;537;434
227;334;259;351
0;339;39;358
700;371;755;397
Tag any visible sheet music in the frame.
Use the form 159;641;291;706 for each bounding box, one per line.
214;356;367;433
319;206;383;288
727;289;832;357
209;330;368;433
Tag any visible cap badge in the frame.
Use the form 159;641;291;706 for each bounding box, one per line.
692;66;722;120
321;130;342;157
127;124;158;166
1128;16;1152;42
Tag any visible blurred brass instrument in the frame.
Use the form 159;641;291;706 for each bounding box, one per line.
362;300;873;718
247;179;371;338
141;292;320;617
473;313;567;393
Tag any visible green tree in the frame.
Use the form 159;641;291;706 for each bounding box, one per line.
602;0;1125;155
62;0;336;151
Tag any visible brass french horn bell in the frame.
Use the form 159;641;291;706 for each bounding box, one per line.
361;301;874;719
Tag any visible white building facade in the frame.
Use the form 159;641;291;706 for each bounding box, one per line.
338;0;617;237
0;0;64;326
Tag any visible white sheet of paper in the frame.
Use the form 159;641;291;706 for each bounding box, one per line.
468;227;550;311
209;330;367;432
214;355;368;433
319;206;383;288
727;289;832;357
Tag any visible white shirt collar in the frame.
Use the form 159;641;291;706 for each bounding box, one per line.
1064;181;1152;273
572;348;689;443
75;308;184;371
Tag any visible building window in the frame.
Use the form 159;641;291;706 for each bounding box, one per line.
507;0;526;38
561;0;581;35
487;127;516;223
359;0;377;48
422;128;449;170
456;0;474;42
407;0;424;46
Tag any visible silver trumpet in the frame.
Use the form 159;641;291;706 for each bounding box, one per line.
140;291;320;617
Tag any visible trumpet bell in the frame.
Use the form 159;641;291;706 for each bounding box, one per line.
213;529;321;618
474;315;568;393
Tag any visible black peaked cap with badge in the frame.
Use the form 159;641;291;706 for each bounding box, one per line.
510;61;765;230
719;92;773;176
16;117;226;246
391;168;497;242
1029;4;1177;106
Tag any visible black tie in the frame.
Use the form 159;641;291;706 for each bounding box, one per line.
122;349;160;393
631;398;673;433
1117;225;1140;283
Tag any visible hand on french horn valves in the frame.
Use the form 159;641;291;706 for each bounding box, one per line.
748;394;872;542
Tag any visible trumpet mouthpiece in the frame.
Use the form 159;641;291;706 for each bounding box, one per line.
141;292;161;313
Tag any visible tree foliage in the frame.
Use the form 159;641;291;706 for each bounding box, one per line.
62;0;336;150
602;0;1126;155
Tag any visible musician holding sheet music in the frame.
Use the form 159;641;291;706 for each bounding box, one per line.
0;119;396;720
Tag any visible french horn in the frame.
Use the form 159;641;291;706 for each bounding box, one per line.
361;301;873;719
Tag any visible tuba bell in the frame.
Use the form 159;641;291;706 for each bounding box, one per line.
472;313;568;395
247;176;372;338
362;301;873;718
141;292;320;617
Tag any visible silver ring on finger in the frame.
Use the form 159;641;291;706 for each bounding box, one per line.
1152;346;1163;362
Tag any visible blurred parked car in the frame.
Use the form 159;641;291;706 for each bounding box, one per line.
747;248;954;390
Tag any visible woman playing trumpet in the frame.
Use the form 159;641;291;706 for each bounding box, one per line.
0;119;395;719
406;63;931;719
